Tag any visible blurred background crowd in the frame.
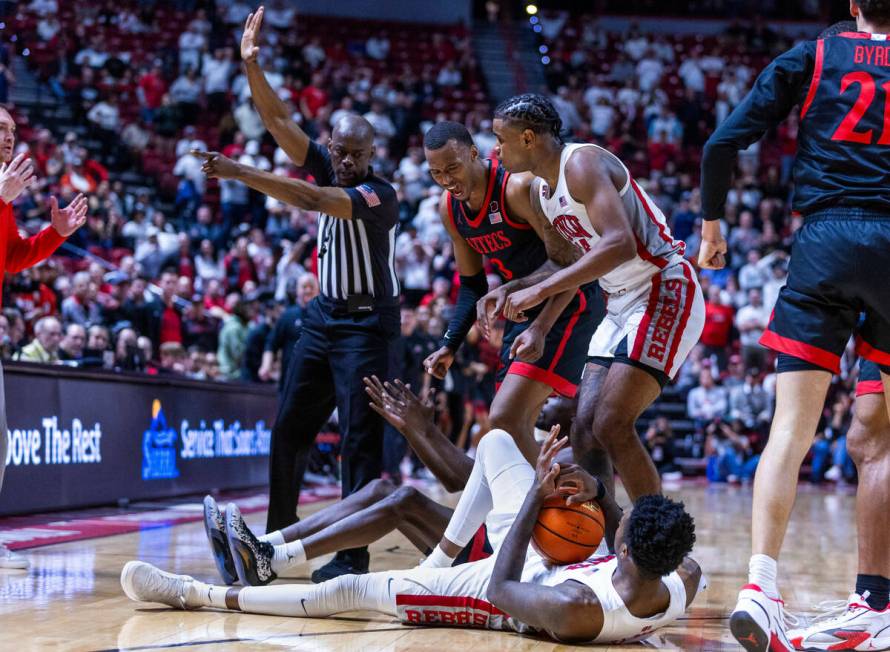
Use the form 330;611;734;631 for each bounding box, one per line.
0;0;862;485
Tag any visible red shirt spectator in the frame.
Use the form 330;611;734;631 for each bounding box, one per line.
300;73;329;119
160;305;183;344
701;290;735;348
138;67;167;110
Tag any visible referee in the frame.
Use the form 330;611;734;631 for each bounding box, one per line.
197;8;401;581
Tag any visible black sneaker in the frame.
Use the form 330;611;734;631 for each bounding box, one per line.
202;496;237;585
225;503;277;586
310;549;370;583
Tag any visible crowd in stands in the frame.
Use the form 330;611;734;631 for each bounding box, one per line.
0;1;864;482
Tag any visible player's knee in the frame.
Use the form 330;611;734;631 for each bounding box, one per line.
477;428;515;456
390;485;421;511
592;406;637;448
366;478;396;501
847;407;890;465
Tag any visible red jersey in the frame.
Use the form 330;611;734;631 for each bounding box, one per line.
700;301;734;348
0;200;65;308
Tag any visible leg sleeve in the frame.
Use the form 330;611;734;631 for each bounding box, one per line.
237;572;398;618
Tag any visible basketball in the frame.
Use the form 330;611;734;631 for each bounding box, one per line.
531;495;606;565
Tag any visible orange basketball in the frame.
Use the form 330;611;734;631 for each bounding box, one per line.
531;495;605;565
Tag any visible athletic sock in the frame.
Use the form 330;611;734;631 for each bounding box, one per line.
855;574;890;610
259;530;286;546
748;554;779;598
420;544;455;568
187;580;229;609
271;540;306;573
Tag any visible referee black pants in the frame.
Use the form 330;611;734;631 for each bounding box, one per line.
266;296;398;538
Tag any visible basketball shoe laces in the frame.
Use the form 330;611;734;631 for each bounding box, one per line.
804;591;872;627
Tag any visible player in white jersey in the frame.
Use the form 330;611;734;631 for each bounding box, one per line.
478;94;705;500
121;426;702;645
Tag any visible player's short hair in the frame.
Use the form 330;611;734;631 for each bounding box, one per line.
494;93;563;143
423;121;475;151
819;20;859;38
856;0;890;23
626;495;696;579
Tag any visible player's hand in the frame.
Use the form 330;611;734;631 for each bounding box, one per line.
503;285;545;322
557;464;605;506
697;220;727;270
241;7;264;62
509;324;544;363
258;363;273;382
364;375;434;437
0;153;36;204
50;193;88;237
476;286;508;339
534;424;568;499
423;346;454;379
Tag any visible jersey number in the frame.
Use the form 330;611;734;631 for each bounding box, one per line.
831;71;890;145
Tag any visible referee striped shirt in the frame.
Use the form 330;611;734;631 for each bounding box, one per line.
304;142;400;300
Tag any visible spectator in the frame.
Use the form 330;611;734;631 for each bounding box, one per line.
265;0;297;29
687;368;728;426
700;285;734;367
137;65;167;124
644;416;681;479
58;323;86;362
157;270;184;346
217;300;251;380
158;341;187;376
177;26;206;73
705;419;761;483
735;288;769;370
61;271;101;326
728;369;771;430
169;68;202;127
14;316;62;364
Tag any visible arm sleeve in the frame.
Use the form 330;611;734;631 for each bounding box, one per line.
344;180;399;229
701;42;814;220
4;205;66;273
441;271;488;352
301;140;336;186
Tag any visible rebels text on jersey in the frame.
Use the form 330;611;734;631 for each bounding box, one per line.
703;31;890;218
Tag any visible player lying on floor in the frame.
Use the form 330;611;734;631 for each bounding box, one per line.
122;426;702;645
203;377;574;586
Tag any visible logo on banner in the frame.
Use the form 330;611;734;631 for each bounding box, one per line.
142;399;179;480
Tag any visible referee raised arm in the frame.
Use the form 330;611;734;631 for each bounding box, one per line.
198;8;400;580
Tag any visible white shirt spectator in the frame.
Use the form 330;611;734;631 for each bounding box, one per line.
170;75;202;104
625;35;649;61
473;128;497;158
436;65;462;87
736;303;770;347
302;41;326;69
28;0;57;14
538;11;567;40
583;84;614;111
687;384;728;421
220;178;249;207
87;101;120;131
363;109;396;140
234;102;267;141
699;54;726;75
176;137;207;159
75;47;109;69
678;58;705;93
178;28;206;72
366;36;390;60
635;56;663;92
552;94;583;133
173;151;206;196
590;102;616;137
265;3;296;28
37;17;60;41
202;54;233;95
225;2;251;25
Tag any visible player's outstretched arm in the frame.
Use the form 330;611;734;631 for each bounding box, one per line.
425;193;487;373
487;426;602;643
241;8;310;166
501;149;636;322
197;151;353;218
364;376;473;491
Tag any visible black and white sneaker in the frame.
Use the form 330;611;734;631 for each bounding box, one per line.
225;503;277;586
203;496;237;585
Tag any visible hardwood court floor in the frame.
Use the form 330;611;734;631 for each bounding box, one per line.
0;481;859;651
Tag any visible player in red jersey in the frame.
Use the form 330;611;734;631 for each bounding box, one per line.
699;5;890;648
422;121;601;469
0;106;87;569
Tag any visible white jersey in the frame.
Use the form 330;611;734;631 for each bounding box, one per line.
538;143;686;294
393;551;688;645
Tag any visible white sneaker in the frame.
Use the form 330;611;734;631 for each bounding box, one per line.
120;561;199;610
730;583;796;651
788;593;890;651
0;543;28;570
825;465;842;482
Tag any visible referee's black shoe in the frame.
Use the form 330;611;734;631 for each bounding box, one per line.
311;548;369;583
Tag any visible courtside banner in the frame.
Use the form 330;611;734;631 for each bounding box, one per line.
0;363;277;515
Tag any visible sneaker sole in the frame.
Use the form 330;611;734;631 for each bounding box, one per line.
731;610;770;652
228;537;269;586
203;500;237;585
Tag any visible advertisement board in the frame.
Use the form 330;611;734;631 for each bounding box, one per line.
0;364;277;515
